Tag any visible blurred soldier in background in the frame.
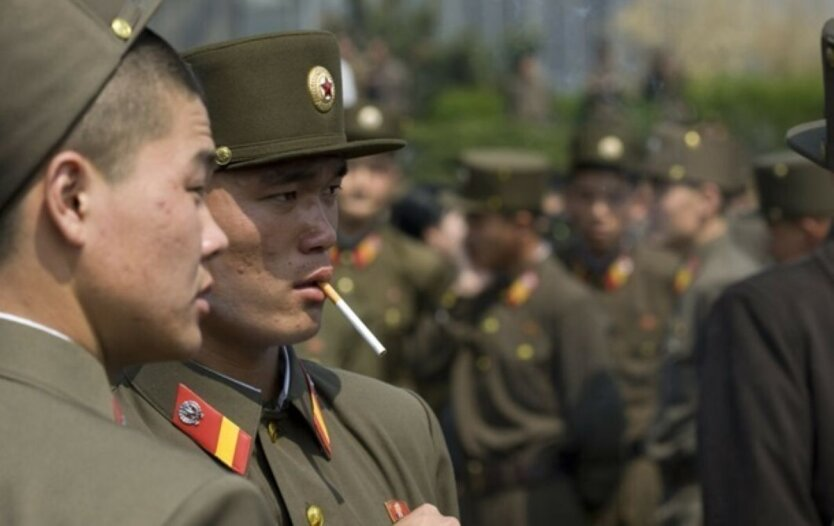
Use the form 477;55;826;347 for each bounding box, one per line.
753;150;834;263
414;148;625;525
698;19;834;525
298;102;453;392
560;112;679;526
644;122;761;525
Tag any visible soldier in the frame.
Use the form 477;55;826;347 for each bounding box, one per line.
415;148;625;525
753;150;834;263
298;102;453;391
560;114;679;526
115;32;459;525
643;122;761;525
698;19;834;525
0;1;272;523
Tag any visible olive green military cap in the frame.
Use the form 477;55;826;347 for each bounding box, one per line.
754;150;834;222
345;103;404;141
0;0;163;211
570;110;641;177
455;148;550;213
644;121;750;193
787;19;834;170
183;32;405;170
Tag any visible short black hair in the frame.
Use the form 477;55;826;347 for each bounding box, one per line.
61;30;204;181
0;31;203;263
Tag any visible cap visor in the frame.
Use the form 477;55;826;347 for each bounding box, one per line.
224;138;406;170
787;120;828;169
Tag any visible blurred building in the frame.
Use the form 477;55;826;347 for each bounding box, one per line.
150;0;628;93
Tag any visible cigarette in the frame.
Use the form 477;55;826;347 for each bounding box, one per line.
319;282;387;356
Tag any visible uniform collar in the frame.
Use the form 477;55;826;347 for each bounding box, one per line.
0;317;114;422
0;311;73;343
124;346;331;469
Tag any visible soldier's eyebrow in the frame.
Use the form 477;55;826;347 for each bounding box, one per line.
196;150;217;174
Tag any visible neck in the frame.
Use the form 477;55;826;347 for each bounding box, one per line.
196;332;282;400
693;215;727;251
0;261;103;368
338;214;378;241
507;234;544;277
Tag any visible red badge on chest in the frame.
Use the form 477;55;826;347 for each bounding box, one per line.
384;500;412;523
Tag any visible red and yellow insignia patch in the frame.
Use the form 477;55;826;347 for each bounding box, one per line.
384;500;412;523
505;270;540;307
305;372;332;459
171;384;252;475
603;255;634;292
673;256;700;295
330;233;382;270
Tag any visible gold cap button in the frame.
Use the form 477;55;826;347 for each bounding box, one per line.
215;146;232;166
110;18;133;41
306;504;325;526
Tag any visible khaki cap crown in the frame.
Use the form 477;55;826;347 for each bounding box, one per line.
183;31;405;171
0;0;163;211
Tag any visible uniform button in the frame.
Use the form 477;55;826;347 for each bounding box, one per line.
267;421;279;443
337;277;354;295
516;343;535;361
481;317;500;334
384;307;401;327
306;504;324;526
467;460;483;475
475;355;492;372
110;17;133;40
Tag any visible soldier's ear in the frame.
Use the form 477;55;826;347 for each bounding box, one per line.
699;182;723;217
40;151;98;248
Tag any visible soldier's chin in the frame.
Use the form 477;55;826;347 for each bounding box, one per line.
284;311;323;345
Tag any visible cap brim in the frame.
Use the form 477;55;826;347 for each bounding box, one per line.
787;119;827;169
223;138;406;170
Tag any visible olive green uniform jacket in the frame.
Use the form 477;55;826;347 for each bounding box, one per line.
0;318;271;525
647;233;761;525
298;224;453;392
560;244;679;444
416;254;625;526
116;347;458;525
561;244;680;526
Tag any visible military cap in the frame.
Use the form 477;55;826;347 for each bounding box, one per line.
644;121;750;193
455;148;550;213
570;110;641;177
0;0;163;211
754;150;834;223
787;19;834;170
345;103;404;141
183;32;405;170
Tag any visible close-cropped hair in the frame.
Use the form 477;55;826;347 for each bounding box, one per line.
0;31;204;264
